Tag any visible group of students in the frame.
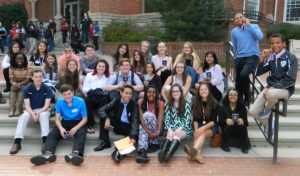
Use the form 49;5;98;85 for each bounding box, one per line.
4;38;250;167
4;13;298;167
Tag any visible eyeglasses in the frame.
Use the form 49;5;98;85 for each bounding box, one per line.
172;90;180;93
176;66;184;68
229;94;238;97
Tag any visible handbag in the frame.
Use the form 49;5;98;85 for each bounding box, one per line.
211;133;222;148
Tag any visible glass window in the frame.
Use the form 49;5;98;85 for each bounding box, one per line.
248;0;260;12
285;0;300;21
247;0;260;20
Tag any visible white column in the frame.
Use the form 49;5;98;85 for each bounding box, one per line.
55;0;62;20
30;0;38;21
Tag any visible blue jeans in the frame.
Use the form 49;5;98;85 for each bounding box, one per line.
234;55;258;104
47;38;54;52
81;30;89;44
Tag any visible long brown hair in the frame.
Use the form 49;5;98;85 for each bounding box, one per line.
44;53;58;73
64;59;79;90
192;82;218;121
167;83;186;117
172;61;188;85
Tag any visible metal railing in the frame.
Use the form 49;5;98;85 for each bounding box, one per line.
224;41;287;163
223;9;278;24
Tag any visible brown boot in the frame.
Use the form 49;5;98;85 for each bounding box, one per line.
14;106;22;117
8;106;15;117
9;92;17;117
14;92;23;117
10;143;22;154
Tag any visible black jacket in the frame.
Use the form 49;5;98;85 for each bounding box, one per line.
255;51;298;96
98;98;139;139
219;104;248;127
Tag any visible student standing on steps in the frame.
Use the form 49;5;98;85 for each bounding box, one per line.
231;13;263;106
30;84;87;166
10;68;52;155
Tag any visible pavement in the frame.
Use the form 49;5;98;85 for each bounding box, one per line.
1;53;300;176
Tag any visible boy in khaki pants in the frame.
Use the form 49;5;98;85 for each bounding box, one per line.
249;34;298;125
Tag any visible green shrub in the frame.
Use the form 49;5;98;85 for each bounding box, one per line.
102;21;164;42
0;3;28;31
267;23;300;42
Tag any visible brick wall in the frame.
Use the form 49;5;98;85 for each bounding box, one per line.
277;0;285;22
36;0;53;22
90;0;142;15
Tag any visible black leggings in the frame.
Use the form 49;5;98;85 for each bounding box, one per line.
3;68;11;88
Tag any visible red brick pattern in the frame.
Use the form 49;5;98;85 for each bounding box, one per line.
96;0;142;15
0;156;299;176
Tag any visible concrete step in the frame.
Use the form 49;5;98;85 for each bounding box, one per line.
1;135;300;158
247;117;300;131
248;129;300;147
288;94;300;105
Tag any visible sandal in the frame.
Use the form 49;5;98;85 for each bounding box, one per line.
87;127;95;134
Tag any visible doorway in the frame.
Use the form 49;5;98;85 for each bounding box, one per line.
64;0;80;26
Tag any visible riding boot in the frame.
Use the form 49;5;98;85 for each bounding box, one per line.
9;92;17;117
164;139;180;162
157;139;171;163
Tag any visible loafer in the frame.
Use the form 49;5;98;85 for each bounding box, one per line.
242;148;249;154
221;145;231;152
10;143;21;154
65;152;84;166
147;144;160;153
94;141;111;151
30;151;56;166
111;150;121;164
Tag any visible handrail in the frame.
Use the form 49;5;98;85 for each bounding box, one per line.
223;9;278;24
224;41;287;163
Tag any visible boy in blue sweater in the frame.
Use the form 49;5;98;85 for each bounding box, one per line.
231;13;263;106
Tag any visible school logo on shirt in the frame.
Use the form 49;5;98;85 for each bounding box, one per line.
72;109;78;113
281;61;287;67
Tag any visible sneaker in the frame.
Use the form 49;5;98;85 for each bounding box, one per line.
30;151;57;166
259;108;272;120
65;152;84;166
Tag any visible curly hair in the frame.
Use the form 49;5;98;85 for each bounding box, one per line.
10;52;28;69
141;85;159;117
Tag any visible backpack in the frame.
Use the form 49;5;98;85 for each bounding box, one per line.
115;71;136;86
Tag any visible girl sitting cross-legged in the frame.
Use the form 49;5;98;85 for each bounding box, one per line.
136;85;164;164
158;83;192;163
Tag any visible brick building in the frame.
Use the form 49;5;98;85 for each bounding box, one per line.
227;0;300;24
0;0;142;24
0;0;299;25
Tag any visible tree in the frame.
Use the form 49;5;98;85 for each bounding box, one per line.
148;0;227;41
0;3;28;31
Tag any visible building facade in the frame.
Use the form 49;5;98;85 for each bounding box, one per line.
227;0;300;24
0;0;299;24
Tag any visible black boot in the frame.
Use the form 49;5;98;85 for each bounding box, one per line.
158;139;171;163
164;139;180;162
136;149;150;164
